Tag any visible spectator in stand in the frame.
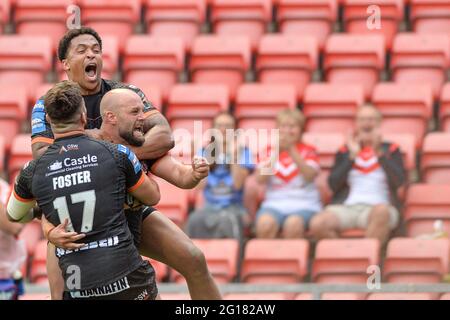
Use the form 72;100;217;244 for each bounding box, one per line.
255;109;322;239
186;112;254;242
310;104;406;244
0;177;26;300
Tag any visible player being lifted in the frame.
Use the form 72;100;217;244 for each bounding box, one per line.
30;27;221;300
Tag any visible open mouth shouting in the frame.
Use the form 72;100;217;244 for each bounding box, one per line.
133;122;144;138
84;61;98;83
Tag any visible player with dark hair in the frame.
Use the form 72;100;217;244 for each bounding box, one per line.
8;81;161;300
30;27;221;300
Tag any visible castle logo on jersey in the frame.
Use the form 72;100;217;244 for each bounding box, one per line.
46;154;99;177
49;160;63;171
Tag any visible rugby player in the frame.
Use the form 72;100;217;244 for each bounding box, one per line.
31;27;221;300
8;81;161;300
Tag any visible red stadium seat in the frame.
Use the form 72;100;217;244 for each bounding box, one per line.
367;292;436;300
0;84;27;151
321;292;367;300
211;0;272;51
33;83;53;102
0;35;52;100
8;134;32;181
58;36;119;81
384;238;450;283
153;177;189;227
441;293;450;300
135;84;162;111
324;34;385;99
235;84;297;121
277;0;338;50
141;256;168;282
0;0;10;34
169;117;213;164
18;220;43;257
225;293;295;300
145;0;206;51
238;118;277;131
421;132;450;184
79;0;141;52
171;239;239;284
382;133;417;171
372;83;433;149
439;83;450;132
343;0;404;49
404;184;450;237
167;84;229;121
303;83;364;134
302;132;345;170
411;0;450;35
256;34;319;100
295;293;313;300
30;239;48;284
391;33;450;99
241;239;309;283
14;0;72;51
124;36;185;101
312;239;380;283
190;35;252;100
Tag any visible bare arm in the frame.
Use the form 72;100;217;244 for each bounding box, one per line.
0;202;23;236
151;155;209;189
130;113;174;160
129;174;161;206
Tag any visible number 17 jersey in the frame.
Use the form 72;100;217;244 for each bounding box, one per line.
13;133;146;290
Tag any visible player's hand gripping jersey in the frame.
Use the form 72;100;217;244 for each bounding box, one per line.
11;133;149;291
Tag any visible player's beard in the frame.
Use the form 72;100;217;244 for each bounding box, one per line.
119;127;145;147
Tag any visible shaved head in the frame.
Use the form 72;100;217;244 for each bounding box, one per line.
100;88;142;116
99;88;146;147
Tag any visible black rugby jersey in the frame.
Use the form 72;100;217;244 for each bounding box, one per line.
31;79;158;144
14;134;148;290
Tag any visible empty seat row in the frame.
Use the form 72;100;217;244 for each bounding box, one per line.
3;32;450;103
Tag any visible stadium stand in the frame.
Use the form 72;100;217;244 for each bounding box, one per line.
241;239;309;283
391;33;450;99
29;240;48;284
144;0;207;51
123;36;185;101
324;34;385;99
371;82;433;148
0;0;9;34
303;83;365;134
153;177;189;227
171;239;239;284
404;184;450;238
79;0;141;52
0;35;52;101
276;0;338;50
383;238;450;284
312;239;380;283
256;34;318;101
190;35;252;100
14;0;73;51
439;83;450;132
342;0;404;49
421;132;450;184
8;134;32;182
410;0;450;34
210;0;272;51
0;84;28;151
